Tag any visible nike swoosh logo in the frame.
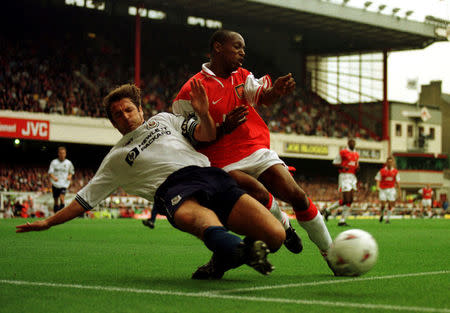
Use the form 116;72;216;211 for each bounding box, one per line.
212;98;222;105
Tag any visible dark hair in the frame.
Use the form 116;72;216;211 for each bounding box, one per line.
103;84;141;123
209;29;234;53
58;146;66;152
387;155;394;161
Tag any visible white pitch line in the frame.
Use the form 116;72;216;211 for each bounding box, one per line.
212;270;450;294
1;277;449;313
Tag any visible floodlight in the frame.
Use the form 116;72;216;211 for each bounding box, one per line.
392;8;400;15
405;10;413;18
378;4;386;12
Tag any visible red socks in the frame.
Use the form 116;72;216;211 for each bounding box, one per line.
265;193;274;210
295;197;318;222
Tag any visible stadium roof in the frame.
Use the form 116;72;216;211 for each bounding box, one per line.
142;0;443;55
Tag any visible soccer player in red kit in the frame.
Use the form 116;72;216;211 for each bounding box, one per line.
174;30;335;278
418;184;434;218
324;138;359;226
375;156;400;223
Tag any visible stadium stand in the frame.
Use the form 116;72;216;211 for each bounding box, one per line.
0;33;375;139
1;1;446;219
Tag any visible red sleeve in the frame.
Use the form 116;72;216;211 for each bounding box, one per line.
174;79;193;102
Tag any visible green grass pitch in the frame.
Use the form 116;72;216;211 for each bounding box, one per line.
1;218;449;313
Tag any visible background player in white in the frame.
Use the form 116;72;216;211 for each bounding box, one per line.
174;31;334;277
16;81;286;279
375;156;400;224
418;184;434;218
325;138;359;226
48;146;74;214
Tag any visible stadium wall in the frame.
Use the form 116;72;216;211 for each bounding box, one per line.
0;110;120;145
1;110;389;161
271;133;388;164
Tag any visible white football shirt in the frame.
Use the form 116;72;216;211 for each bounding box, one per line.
76;113;210;210
48;158;75;189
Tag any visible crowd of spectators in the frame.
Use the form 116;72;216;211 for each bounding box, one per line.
0;35;179;118
295;177;376;203
258;89;372;139
0;33;376;140
0;163;94;193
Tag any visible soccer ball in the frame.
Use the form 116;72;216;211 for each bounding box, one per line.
328;229;378;277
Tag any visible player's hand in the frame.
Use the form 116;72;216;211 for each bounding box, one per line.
54;177;58;181
189;79;209;117
16;220;50;233
272;73;296;97
222;105;248;134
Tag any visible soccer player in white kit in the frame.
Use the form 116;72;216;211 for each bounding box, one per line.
48;146;74;214
16;81;286;279
375;156;400;224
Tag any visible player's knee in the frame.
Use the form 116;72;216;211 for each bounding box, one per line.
266;224;285;252
173;208;210;238
252;188;270;206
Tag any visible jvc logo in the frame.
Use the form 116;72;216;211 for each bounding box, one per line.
21;121;48;137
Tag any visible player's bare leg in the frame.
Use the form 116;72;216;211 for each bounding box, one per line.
59;194;65;213
227;194;285;250
229;170;303;254
258;164;333;263
325;198;344;221
52;196;59;215
419;204;425;218
338;191;352;226
386;201;394;223
379;201;386;223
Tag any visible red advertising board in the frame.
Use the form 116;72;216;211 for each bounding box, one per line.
0;117;50;140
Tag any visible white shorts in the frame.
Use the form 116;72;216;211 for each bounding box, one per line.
222;148;285;178
338;173;357;192
421;198;432;208
379;188;396;202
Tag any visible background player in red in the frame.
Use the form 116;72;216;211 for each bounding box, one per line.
173;30;335;277
418;184;434;218
324;138;359;226
375;156;400;224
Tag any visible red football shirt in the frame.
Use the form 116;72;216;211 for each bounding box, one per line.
333;148;359;174
420;188;433;199
375;167;399;189
173;63;272;168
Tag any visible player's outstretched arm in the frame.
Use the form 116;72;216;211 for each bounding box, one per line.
190;79;216;142
259;73;296;105
16;200;85;233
